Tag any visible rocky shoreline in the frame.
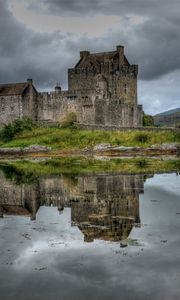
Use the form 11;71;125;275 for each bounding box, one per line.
91;143;180;156
0;143;179;159
0;145;51;156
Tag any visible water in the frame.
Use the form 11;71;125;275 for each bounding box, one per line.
0;171;180;300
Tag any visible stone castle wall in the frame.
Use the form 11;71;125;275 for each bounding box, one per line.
37;91;80;122
0;173;144;241
37;91;142;127
22;84;38;120
0;82;38;125
68;64;138;106
0;95;22;124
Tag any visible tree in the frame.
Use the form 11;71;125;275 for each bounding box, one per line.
143;112;154;127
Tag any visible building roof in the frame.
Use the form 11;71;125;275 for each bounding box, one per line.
75;49;130;68
0;82;30;96
89;51;118;63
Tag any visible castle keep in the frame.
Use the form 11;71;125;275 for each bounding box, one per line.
0;45;143;127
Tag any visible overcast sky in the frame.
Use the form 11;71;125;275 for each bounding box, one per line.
0;0;180;114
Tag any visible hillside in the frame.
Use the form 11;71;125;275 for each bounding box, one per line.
154;107;180;126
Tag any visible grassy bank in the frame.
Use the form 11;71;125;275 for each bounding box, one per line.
0;127;179;150
0;157;179;184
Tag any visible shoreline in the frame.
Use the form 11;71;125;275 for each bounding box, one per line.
0;143;179;159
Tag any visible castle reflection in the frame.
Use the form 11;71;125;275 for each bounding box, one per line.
0;171;145;242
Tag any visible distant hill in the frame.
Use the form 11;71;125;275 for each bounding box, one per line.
153;107;180;126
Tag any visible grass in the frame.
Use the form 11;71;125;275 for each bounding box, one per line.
0;157;179;184
0;127;179;150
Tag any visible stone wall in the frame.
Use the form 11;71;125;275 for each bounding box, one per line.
0;82;38;125
22;85;38;120
0;95;22;125
37;91;79;122
0;171;39;219
78;98;143;127
75;123;176;131
68;66;138;104
0;172;144;241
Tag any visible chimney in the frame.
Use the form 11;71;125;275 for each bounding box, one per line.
27;78;33;84
116;45;124;65
80;51;90;59
55;84;61;94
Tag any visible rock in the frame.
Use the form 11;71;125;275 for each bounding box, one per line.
93;143;112;151
0;147;22;154
150;143;178;151
0;145;51;155
120;241;128;248
113;146;135;150
23;145;51;153
92;143;179;155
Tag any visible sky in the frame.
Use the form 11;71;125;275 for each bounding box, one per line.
0;0;180;115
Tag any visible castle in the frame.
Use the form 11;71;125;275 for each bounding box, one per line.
0;171;143;242
0;45;143;127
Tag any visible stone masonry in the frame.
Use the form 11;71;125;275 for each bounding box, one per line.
0;45;143;127
0;79;37;125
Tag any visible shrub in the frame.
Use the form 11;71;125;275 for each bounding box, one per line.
174;130;180;142
112;137;122;146
135;132;150;143
0;164;36;184
0;117;36;142
136;159;148;168
143;112;154;127
61;112;77;128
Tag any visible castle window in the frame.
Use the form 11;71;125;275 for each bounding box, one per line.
124;84;128;94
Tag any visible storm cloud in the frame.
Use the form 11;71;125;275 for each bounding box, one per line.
30;0;179;17
36;0;180;79
0;0;180;113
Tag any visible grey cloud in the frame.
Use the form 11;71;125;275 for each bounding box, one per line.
26;0;180;79
126;17;180;79
139;71;180;114
30;0;179;17
27;0;180;80
0;1;75;88
0;0;180;113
